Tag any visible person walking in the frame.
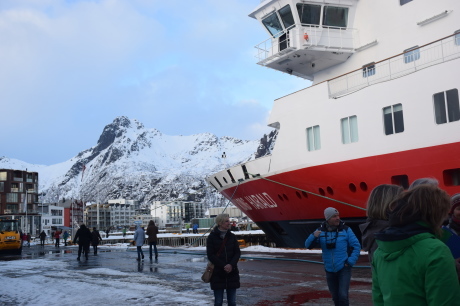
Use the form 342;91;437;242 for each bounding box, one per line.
146;220;159;260
372;185;460;305
54;230;61;247
305;207;361;306
91;227;103;256
206;214;241;306
359;184;403;262
193;223;198;234
134;225;145;261
39;230;46;246
62;231;69;246
122;227;127;238
73;224;92;261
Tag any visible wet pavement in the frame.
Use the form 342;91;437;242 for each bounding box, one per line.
0;245;372;305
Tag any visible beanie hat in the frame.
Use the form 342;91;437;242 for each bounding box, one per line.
450;193;460;215
324;207;339;221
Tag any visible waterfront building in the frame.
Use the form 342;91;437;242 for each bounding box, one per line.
150;201;206;229
0;169;41;235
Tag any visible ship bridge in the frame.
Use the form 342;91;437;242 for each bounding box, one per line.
250;0;358;80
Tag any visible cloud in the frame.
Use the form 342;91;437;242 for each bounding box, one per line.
0;0;308;165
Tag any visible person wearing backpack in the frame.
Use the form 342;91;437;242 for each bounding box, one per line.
305;207;361;306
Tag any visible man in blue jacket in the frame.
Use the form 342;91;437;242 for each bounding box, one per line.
305;207;361;306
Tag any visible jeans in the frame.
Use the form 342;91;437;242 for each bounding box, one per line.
325;265;351;306
213;288;236;306
137;246;144;259
149;242;158;258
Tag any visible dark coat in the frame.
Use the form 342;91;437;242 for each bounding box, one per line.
73;225;92;245
146;221;158;243
206;227;241;290
359;218;389;262
91;230;102;246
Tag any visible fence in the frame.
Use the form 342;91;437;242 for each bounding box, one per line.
328;34;460;98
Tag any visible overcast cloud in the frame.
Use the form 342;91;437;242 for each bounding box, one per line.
0;0;307;165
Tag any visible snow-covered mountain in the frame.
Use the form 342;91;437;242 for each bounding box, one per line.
0;116;272;207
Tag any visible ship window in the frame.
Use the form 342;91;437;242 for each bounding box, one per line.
391;175;409;189
455;30;460;46
362;63;375;78
383;104;404;135
400;0;413;5
404;46;420;63
226;170;236;183
279;5;295;30
443;168;460;186
433;89;460;124
296;4;321;25
0;182;3;192
262;12;283;36
306;125;321;151
341;115;358;144
0;172;6;181
323;6;348;28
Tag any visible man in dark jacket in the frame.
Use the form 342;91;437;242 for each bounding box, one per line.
206;214;241;306
73;224;92;260
39;231;46;246
91;227;103;256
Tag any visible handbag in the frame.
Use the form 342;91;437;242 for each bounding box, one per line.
201;237;228;283
201;262;214;283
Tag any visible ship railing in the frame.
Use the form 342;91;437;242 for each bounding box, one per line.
255;23;358;65
328;33;460;98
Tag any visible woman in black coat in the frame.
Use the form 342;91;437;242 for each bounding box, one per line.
91;227;103;256
206;214;241;306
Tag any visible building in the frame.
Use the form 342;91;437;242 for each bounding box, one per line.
84;203;110;230
0;169;41;235
150;201;206;229
85;199;140;230
37;204;64;237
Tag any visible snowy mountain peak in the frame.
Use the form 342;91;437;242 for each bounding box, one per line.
0;117;275;207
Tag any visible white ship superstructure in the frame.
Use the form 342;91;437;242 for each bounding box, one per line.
207;0;460;247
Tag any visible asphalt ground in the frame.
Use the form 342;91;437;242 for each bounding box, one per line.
0;244;373;305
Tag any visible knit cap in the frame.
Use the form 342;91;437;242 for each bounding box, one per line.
451;193;460;215
324;207;339;221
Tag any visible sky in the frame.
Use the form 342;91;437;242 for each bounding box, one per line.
0;0;308;166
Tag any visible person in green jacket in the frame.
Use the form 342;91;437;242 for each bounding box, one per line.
372;185;460;305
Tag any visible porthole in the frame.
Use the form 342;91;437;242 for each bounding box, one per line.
296;191;302;199
327;186;334;195
302;191;309;198
278;194;284;201
349;183;357;192
283;194;289;200
319;188;325;196
360;182;368;191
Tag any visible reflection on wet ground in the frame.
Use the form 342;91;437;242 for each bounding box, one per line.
0;245;373;305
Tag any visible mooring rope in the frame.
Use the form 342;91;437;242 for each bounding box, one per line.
248;172;366;211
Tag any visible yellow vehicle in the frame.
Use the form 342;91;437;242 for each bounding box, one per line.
0;219;22;254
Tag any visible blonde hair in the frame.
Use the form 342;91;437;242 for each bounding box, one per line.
389;185;450;236
366;184;403;220
215;214;230;228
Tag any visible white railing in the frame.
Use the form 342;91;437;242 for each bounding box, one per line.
255;24;357;64
328;34;460;98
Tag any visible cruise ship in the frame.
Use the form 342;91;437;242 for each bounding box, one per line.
206;0;460;248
